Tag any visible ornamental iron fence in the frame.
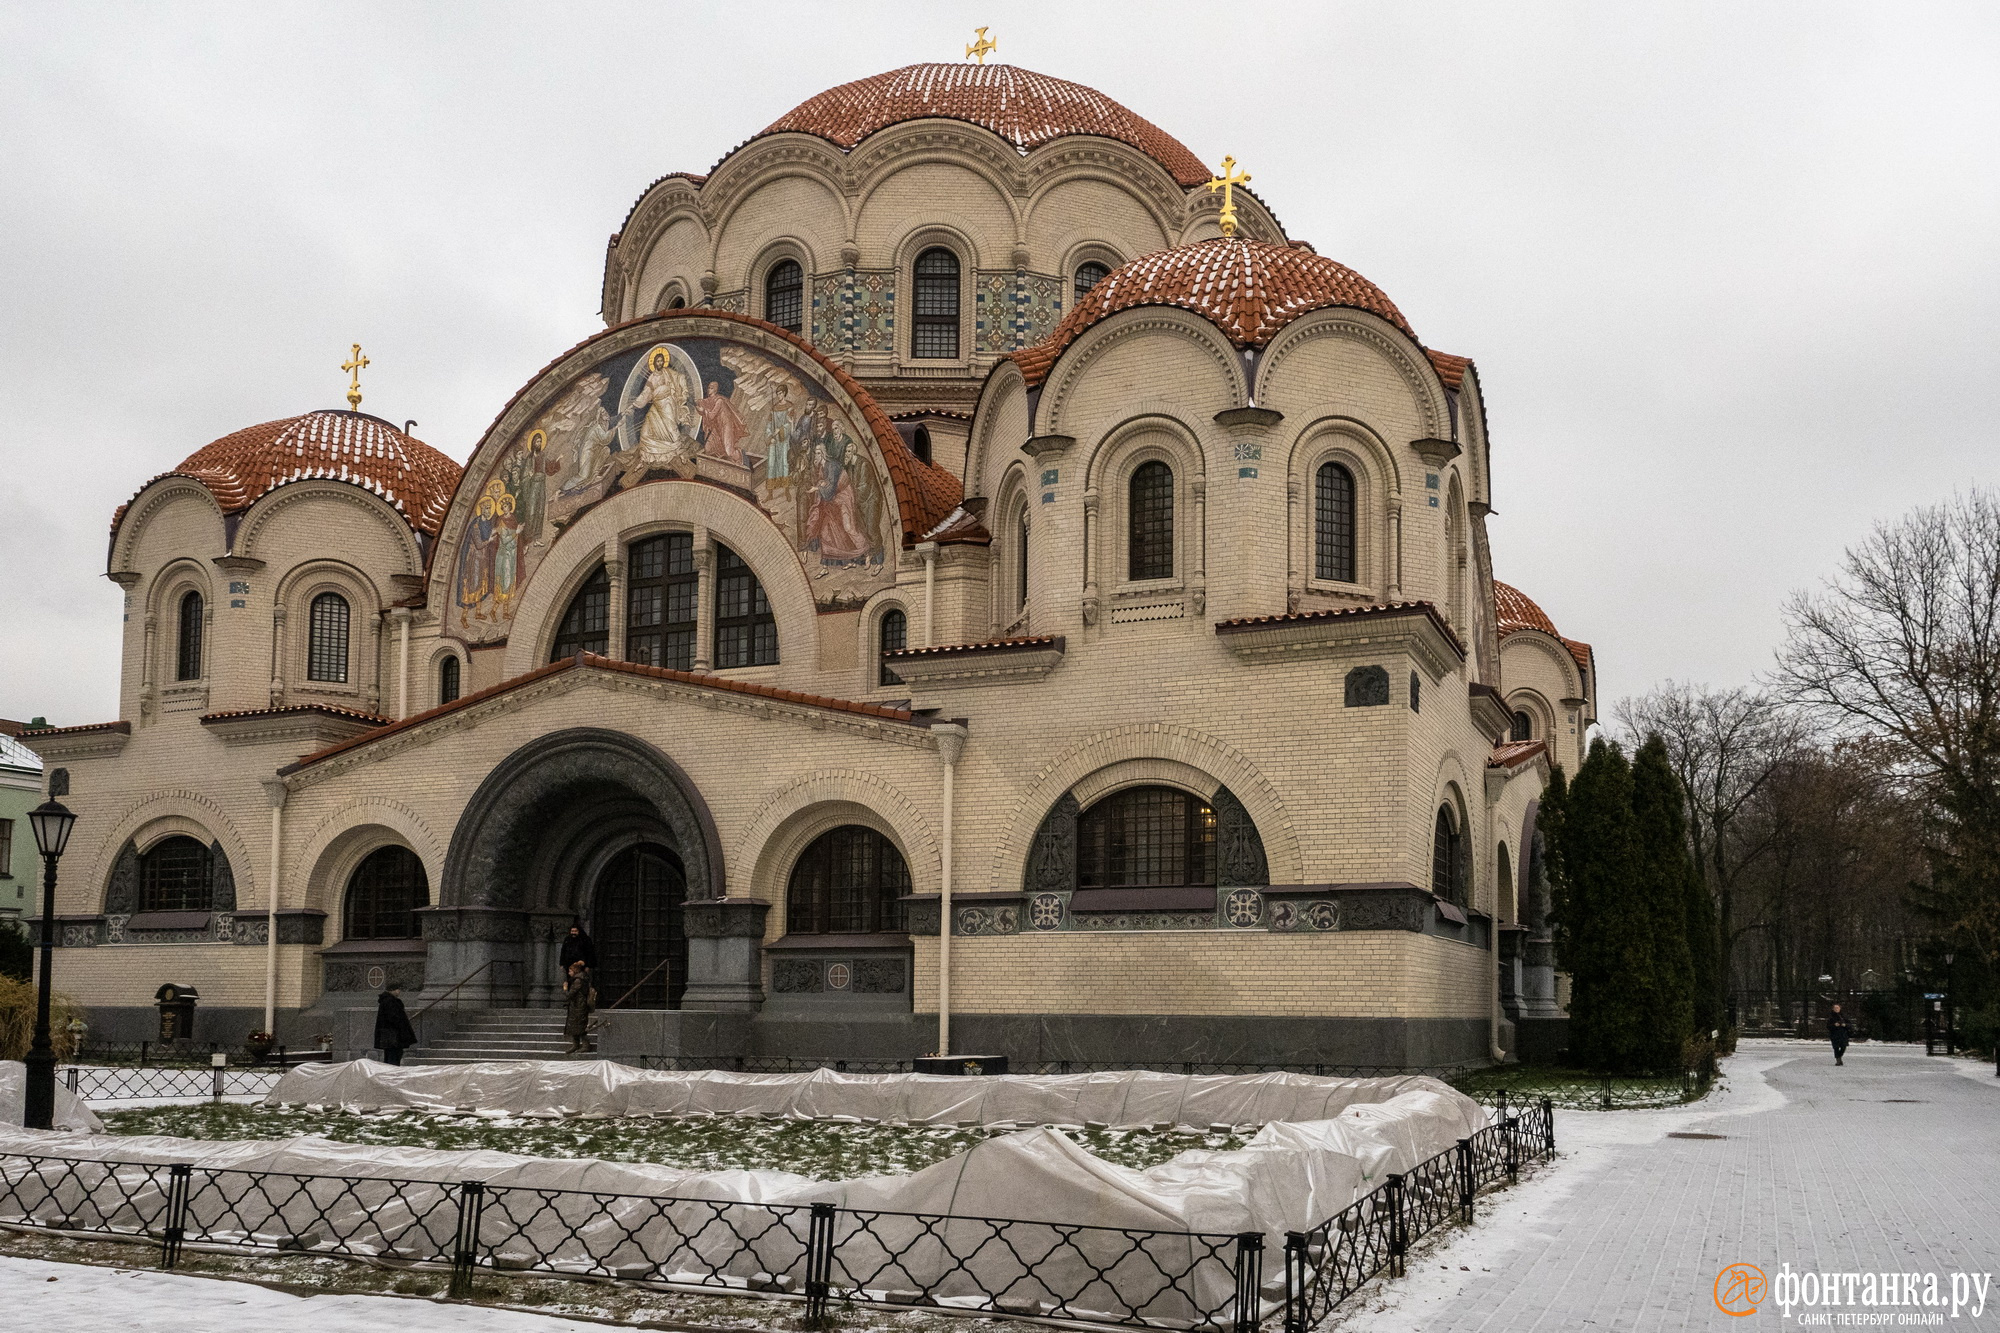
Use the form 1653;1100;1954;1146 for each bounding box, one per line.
60;1065;287;1103
0;1100;1555;1330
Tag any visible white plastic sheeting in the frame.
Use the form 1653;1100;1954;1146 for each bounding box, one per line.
0;1062;103;1132
0;1065;1490;1327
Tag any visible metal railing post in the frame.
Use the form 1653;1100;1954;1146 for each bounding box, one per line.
1386;1173;1407;1278
161;1163;192;1270
449;1179;486;1299
1232;1231;1264;1333
1504;1116;1519;1183
803;1201;835;1328
63;1068;80;1094
1456;1138;1474;1223
1282;1231;1309;1333
1541;1096;1555;1154
1600;1076;1613;1111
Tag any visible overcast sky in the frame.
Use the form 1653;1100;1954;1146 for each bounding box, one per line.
2;1;1995;726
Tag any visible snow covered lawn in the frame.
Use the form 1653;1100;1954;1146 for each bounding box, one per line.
100;1102;1248;1176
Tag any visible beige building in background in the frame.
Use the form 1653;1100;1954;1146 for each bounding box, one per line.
25;59;1593;1069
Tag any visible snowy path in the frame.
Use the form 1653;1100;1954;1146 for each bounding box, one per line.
1340;1039;2000;1331
0;1253;611;1332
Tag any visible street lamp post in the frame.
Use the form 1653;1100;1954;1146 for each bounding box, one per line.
1943;952;1956;1056
23;790;77;1131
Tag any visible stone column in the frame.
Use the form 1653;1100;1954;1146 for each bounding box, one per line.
680;899;770;1012
692;533;715;670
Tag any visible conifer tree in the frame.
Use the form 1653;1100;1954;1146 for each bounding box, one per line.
1633;735;1697;1068
1556;738;1651;1071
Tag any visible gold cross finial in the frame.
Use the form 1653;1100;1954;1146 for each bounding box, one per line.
341;343;370;412
966;27;997;64
1207;156;1253;238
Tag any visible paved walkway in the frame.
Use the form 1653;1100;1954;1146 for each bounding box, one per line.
1347;1040;2000;1331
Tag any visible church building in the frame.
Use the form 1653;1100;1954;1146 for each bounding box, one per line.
25;56;1593;1070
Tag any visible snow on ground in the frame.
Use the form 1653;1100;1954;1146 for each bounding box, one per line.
0;1253;611;1333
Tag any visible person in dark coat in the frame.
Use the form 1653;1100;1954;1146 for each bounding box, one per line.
374;984;417;1066
563;960;596;1055
559;923;597;975
1828;1003;1852;1066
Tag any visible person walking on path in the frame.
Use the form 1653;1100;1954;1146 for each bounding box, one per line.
564;959;596;1055
374;984;417;1066
559;922;597;979
1829;1003;1853;1065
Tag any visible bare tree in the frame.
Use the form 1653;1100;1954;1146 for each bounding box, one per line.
1775;489;2000;964
1616;682;1801;998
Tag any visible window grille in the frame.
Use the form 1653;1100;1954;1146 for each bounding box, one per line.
714;545;777;667
1511;710;1533;743
786;825;911;934
1127;460;1175;580
343;845;429;940
626;533;697;671
766;259;804;334
1432;806;1466;907
140;836;213;913
550;565;609;660
307;592;350;683
437;655;461;705
175;590;203;682
1078;787;1216;888
1073;260;1110;302
878;608;906;686
1315;461;1356;582
911;248;960;359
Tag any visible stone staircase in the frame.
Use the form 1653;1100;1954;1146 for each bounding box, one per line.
406;1009;582;1065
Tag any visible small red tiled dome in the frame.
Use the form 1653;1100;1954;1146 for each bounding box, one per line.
1009;238;1414;385
166;411;462;535
1495;580;1593;673
757;63;1210;186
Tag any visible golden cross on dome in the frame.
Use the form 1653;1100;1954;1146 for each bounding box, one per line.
1207;156;1252;238
966;27;997;64
341;343;370;412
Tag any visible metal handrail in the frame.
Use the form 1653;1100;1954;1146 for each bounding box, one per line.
602;957;673;1011
412;959;498;1019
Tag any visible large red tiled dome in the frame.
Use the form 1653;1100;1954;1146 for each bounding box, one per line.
1009;238;1414;385
756;63;1210;186
165;411;462;535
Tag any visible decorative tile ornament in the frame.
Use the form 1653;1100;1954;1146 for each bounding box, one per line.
1223;888;1264;928
1029;892;1065;930
825;962;852;991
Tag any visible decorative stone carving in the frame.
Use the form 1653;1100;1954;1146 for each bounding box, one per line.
1221;888;1264;928
209;841;236;913
773;960;823;994
1024;793;1080;894
1212;786;1270;887
1344;665;1390;707
853;958;906;994
104;841;139;916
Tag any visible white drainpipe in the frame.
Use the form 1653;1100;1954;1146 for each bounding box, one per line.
260;777;289;1035
931;723;967;1056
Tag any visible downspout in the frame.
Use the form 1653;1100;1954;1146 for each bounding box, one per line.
260;776;289;1036
932;722;967;1056
1490;843;1508;1061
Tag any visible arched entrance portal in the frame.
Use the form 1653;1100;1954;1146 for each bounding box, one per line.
590;843;687;1009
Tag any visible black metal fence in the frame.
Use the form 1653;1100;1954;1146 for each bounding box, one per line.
60;1065;286;1103
0;1102;1555;1330
1453;1073;1710;1112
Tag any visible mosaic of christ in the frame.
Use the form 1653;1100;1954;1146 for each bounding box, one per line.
451;337;897;642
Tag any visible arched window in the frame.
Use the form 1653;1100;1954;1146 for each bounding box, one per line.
175;590;204;681
1079;786;1216;888
911;247;960;358
1016;509;1031;612
666;294;686;310
626;533;697;670
1073;260;1110;302
437;655;461;706
911;425;933;465
343;845;429;941
786;826;911;934
766;258;804;334
1432;805;1467;907
1510;710;1534;743
878;607;907;686
1409;671;1422;713
550;564;610;660
1127;460;1174;580
140;835;213;914
714;544;777;667
307;592;350;683
1315;461;1357;583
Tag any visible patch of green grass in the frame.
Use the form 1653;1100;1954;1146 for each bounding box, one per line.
100;1103;1245;1177
1451;1065;1711;1109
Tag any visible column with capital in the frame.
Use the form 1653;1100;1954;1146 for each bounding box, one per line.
260;776;288;1036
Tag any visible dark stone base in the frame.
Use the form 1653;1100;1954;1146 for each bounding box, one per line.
1512;1016;1571;1066
75;1005;324;1054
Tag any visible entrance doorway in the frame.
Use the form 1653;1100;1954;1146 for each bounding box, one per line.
590;843;687;1009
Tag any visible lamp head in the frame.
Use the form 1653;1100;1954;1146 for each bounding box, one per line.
27;797;76;859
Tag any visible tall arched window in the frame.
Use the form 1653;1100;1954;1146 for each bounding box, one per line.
550;564;610;660
307;592;350;683
140;836;213;913
1079;787;1216;888
1315;461;1357;583
1127;460;1175;580
766;258;804;334
878;607;907;686
910;425;933;464
911;247;960;358
666;294;686;310
175;590;204;681
1510;710;1533;743
714;544;777;667
344;845;430;940
1432;805;1467;907
1016;509;1031;612
786;826;911;934
626;533;697;670
437;655;461;705
1073;261;1110;302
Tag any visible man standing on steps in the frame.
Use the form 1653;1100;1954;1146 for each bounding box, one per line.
559;921;597;984
375;983;417;1066
1829;1003;1853;1066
